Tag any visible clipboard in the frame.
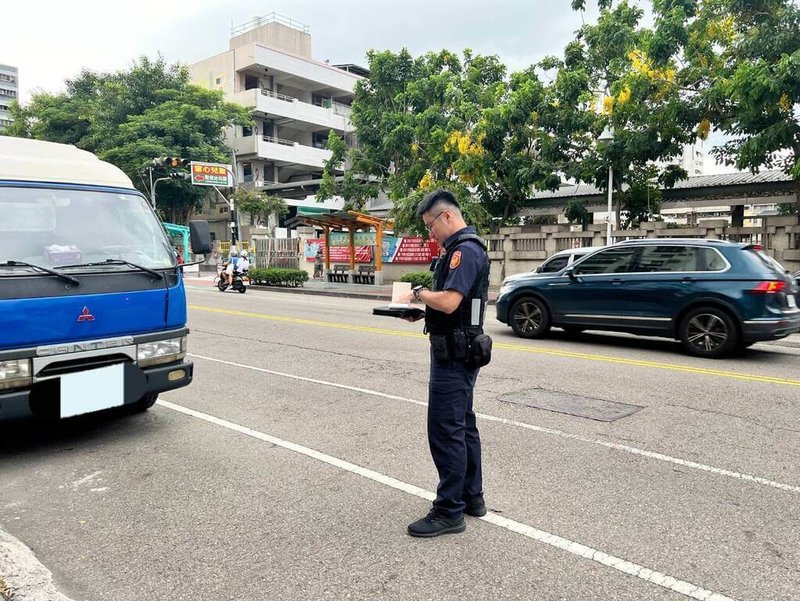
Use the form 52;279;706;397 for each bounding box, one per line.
372;305;426;319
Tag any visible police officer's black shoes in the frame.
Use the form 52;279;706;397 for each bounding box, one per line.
407;508;466;538
464;495;487;517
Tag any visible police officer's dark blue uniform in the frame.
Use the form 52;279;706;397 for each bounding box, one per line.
404;189;490;538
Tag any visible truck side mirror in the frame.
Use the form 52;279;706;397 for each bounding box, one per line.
189;220;212;255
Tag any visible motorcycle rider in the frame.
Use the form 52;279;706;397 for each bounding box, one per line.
223;249;239;288
236;250;250;280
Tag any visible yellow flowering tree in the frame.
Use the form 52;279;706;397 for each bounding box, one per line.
651;0;800;215
322;48;563;233
540;1;703;227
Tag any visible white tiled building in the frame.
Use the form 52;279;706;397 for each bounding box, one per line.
0;64;18;131
189;14;370;238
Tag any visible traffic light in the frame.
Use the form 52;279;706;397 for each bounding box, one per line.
153;157;191;168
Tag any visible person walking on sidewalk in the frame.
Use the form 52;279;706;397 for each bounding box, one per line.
397;189;490;538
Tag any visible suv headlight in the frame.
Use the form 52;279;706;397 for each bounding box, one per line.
0;359;32;390
137;337;187;368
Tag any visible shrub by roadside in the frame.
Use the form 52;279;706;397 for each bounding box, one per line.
248;268;309;287
399;271;433;288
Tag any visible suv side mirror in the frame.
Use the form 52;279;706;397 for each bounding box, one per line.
563;266;576;280
189;220;212;255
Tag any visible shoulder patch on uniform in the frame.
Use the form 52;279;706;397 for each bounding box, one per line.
450;250;462;269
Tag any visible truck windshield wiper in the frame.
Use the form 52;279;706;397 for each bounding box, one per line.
1;260;80;286
61;259;164;280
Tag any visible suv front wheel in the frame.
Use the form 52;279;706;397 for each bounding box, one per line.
679;306;738;358
509;297;551;338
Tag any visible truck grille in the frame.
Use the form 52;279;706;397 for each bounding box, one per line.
36;355;133;378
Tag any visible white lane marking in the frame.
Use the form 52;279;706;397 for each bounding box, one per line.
189;353;800;495
157;399;734;601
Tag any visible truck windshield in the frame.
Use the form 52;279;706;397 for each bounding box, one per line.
0;186;175;272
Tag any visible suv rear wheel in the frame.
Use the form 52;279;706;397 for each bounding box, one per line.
510;297;551;338
679;306;738;358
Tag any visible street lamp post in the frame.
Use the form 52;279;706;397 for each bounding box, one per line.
219;166;239;247
151;177;172;210
598;126;615;245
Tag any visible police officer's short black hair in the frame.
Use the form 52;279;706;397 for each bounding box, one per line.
416;189;460;218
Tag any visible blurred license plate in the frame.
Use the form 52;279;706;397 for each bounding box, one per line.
789;295;797;309
60;364;124;418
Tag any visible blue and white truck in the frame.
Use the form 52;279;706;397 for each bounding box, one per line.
0;137;210;421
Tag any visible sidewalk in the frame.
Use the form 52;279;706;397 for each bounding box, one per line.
183;270;502;304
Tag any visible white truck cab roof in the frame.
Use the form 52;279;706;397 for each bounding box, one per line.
0;137;135;189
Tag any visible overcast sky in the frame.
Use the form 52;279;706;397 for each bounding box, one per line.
4;0;601;100
3;0;734;172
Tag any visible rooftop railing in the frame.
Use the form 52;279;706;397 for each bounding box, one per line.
231;13;310;37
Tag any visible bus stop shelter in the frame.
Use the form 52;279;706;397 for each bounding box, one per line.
287;208;394;284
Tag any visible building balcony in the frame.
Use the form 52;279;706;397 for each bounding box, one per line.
232;134;333;169
233;88;351;131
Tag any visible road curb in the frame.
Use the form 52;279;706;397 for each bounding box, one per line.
0;527;75;601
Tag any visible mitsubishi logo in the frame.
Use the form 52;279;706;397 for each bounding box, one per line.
77;307;95;322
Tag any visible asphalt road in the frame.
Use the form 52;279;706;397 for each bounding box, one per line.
1;284;799;601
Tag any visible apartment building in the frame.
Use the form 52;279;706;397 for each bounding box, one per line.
0;64;18;131
189;14;369;239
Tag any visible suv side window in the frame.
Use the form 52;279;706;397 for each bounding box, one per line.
540;255;569;273
697;247;727;271
635;245;696;272
573;247;637;274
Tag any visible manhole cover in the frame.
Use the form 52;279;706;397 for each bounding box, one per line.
499;388;643;422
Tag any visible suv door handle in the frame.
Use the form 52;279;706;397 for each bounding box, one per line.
611;279;624;285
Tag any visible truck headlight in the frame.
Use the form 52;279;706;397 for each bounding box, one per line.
137;337;187;368
0;359;32;390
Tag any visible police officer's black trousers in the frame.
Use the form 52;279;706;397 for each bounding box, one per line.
427;349;482;519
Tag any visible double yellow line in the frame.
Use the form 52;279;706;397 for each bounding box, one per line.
189;304;800;387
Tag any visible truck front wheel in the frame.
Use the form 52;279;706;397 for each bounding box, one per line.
127;392;158;413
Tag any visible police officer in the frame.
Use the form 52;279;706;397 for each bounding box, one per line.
398;189;490;538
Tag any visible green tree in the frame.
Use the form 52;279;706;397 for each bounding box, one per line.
323;48;560;232
4;56;252;223
564;198;590;229
232;188;289;234
317;130;379;210
541;1;698;228
651;0;800;216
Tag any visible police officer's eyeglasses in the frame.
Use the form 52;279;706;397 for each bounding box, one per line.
424;211;447;232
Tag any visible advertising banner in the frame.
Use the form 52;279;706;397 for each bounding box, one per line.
305;236;438;264
382;236;440;264
305;240;372;263
328;232;378;247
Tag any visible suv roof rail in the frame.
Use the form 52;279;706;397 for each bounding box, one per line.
616;238;733;245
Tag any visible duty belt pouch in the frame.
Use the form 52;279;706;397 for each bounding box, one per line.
430;334;450;363
450;330;468;362
467;333;493;368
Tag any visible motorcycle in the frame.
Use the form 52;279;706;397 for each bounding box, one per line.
215;270;247;293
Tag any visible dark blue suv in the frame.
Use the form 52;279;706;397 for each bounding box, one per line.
496;239;800;357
